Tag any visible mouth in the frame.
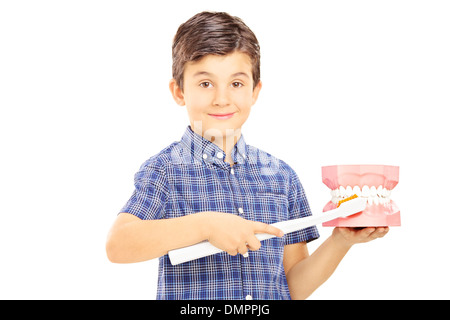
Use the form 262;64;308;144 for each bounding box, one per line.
322;165;401;227
208;112;235;120
331;185;392;206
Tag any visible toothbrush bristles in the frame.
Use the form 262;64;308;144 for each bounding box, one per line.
337;194;358;208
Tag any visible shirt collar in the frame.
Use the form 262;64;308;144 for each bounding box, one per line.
180;126;247;166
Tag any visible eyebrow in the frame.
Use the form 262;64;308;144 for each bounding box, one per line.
193;71;212;78
193;71;250;79
231;72;250;79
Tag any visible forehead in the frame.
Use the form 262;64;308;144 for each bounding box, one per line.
184;51;253;78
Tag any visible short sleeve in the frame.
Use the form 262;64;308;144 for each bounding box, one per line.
283;170;320;245
120;161;169;220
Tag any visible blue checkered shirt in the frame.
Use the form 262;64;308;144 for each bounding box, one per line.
120;126;319;300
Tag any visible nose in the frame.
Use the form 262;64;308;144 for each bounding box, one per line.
213;86;230;107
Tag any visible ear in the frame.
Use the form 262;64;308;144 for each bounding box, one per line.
251;80;262;105
169;79;185;106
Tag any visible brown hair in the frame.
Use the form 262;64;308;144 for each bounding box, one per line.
172;11;261;91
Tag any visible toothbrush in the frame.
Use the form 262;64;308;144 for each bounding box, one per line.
168;195;366;266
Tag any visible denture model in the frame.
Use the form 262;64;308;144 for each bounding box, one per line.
322;165;400;227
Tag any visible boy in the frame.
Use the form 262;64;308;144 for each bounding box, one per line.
106;11;388;300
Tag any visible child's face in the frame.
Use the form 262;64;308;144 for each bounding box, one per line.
170;51;262;140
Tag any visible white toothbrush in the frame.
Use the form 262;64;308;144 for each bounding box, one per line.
168;196;367;266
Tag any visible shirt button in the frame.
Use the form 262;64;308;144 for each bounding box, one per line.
216;152;224;159
202;154;208;160
245;295;252;300
230;168;235;175
238;207;244;214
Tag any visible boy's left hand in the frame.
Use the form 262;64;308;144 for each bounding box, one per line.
332;227;389;248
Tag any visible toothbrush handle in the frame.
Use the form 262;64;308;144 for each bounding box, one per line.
168;197;366;266
167;232;276;266
168;214;332;265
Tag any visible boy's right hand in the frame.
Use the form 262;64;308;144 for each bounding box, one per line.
199;212;284;257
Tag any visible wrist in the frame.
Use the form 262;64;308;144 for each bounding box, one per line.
331;228;353;251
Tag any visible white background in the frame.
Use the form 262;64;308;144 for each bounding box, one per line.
1;0;449;299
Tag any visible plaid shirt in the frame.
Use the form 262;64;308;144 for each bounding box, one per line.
121;126;319;300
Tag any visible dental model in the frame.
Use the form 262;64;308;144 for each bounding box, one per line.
322;165;400;227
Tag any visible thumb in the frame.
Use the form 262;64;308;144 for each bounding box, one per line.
252;221;284;237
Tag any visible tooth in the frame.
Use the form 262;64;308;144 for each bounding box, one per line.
370;186;377;197
368;197;373;205
362;185;370;197
377;185;383;196
373;197;380;205
346;186;353;197
353;186;361;196
339;186;346;197
386;189;392;198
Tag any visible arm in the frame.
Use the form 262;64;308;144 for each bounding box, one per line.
106;212;208;263
284;227;389;300
106;211;283;263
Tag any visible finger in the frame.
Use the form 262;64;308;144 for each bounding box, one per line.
237;243;249;256
252;221;284;237
245;236;261;251
374;227;389;238
364;227;389;242
226;248;238;256
360;227;376;239
364;227;376;235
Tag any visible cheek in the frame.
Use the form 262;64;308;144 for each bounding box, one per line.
233;91;254;112
238;108;252;124
184;93;210;117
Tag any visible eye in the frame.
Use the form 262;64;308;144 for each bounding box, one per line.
200;82;213;88
231;82;243;88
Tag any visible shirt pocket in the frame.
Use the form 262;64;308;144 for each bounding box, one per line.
252;190;289;224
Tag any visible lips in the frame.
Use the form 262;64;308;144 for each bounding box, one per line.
208;112;235;120
322;165;401;227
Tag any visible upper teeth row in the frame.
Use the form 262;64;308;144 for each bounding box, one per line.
331;185;392;205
